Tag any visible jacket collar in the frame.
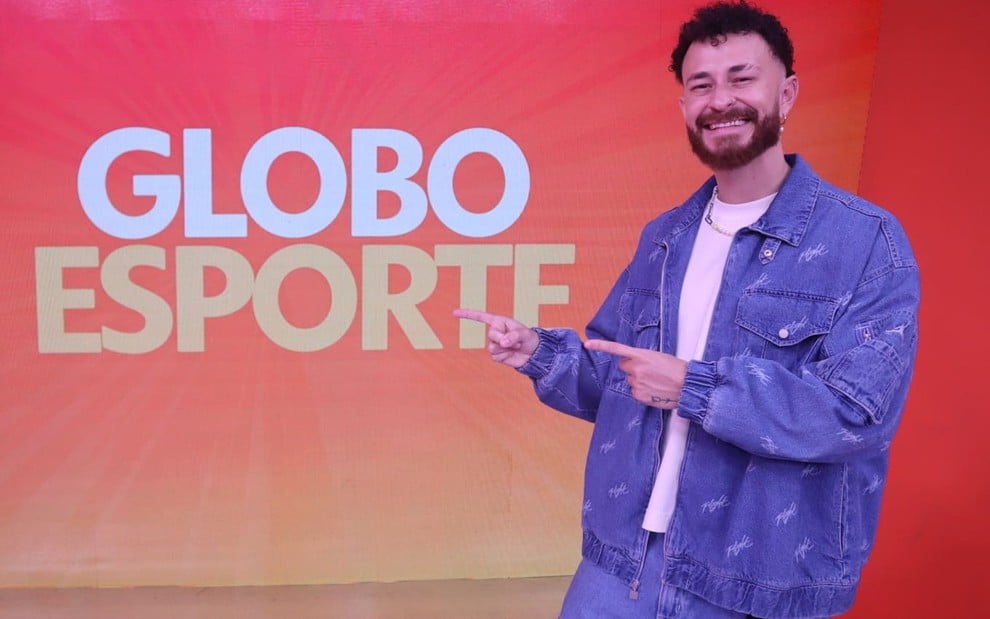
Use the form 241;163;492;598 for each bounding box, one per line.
750;154;819;247
658;154;819;248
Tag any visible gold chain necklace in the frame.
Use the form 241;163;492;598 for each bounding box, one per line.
704;186;734;237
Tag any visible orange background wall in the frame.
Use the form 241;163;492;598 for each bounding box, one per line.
0;0;985;615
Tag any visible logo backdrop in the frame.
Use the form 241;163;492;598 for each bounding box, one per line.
0;0;880;587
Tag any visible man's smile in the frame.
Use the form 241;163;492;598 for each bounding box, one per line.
705;118;748;130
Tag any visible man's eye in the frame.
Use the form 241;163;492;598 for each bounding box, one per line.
690;84;712;92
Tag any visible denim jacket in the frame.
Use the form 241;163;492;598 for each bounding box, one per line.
518;155;919;618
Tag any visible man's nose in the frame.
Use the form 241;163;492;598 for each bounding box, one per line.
709;84;735;110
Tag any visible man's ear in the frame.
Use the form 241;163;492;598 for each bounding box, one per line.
780;74;799;116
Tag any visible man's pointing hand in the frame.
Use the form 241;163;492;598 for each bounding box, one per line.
584;339;688;408
454;309;539;369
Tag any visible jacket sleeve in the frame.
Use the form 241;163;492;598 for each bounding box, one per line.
515;264;632;423
677;220;920;463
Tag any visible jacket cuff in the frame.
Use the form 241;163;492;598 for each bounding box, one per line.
516;328;559;380
678;360;718;423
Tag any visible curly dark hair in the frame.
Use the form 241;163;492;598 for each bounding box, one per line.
669;1;795;83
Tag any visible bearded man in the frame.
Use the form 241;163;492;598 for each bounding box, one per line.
456;2;919;617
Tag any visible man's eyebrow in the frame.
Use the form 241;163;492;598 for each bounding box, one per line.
728;63;758;74
685;71;712;83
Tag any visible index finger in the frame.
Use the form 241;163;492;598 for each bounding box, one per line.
453;308;498;325
584;339;642;358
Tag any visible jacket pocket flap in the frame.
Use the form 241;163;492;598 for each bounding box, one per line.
618;289;661;331
736;290;839;346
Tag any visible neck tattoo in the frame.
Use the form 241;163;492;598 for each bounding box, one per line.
704;186;734;237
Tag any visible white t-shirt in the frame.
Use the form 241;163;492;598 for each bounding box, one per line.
642;189;775;532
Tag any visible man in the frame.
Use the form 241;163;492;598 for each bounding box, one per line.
455;2;919;617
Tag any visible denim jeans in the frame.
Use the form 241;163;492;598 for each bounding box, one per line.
560;532;749;619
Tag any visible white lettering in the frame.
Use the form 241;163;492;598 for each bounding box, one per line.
427;128;530;238
77;127;180;239
351;128;428;237
241;126;348;238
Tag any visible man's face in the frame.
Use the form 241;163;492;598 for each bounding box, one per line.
679;33;797;171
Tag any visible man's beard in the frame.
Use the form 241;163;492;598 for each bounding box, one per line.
686;104;781;170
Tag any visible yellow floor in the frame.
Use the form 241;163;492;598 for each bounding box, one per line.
0;576;571;619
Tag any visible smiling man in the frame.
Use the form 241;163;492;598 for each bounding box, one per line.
455;2;919;617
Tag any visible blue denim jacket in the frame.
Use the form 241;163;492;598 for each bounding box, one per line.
518;155;919;618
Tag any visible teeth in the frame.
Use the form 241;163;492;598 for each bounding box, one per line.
708;119;746;129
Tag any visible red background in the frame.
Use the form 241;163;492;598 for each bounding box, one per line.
855;0;989;615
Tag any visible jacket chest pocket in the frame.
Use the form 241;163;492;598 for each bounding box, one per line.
607;290;662;396
734;290;839;369
618;289;662;350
